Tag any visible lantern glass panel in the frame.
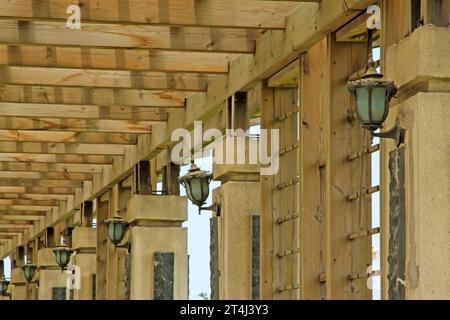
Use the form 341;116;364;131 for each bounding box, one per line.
189;178;204;203
356;87;370;123
184;182;194;203
107;221;125;244
371;87;388;123
24;266;35;281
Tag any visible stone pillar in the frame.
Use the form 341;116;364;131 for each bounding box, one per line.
211;165;260;300
71;227;96;300
37;248;68;300
10;268;27;300
381;26;450;299
127;194;188;300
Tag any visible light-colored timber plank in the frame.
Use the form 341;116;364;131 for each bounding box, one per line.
0;49;235;73
0;186;74;195
0;142;126;155
0;153;114;164
0;129;137;144
0;171;92;182
0;162;109;174
0;84;188;108
0;66;209;92
0;21;258;53
0;199;59;206
0;179;83;189
0;116;153;134
0;102;168;121
0;0;298;29
0;216;42;221
0;205;55;211
0;193;68;201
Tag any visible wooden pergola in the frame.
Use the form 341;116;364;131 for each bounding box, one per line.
0;0;366;258
2;0;449;301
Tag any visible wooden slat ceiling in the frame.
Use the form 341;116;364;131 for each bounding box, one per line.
0;0;304;243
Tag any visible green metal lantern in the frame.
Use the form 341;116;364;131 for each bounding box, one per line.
22;264;37;283
52;244;74;272
347;62;397;132
0;275;9;295
105;215;128;245
179;163;213;213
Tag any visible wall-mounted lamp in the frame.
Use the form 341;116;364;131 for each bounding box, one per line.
52;244;74;272
347;29;404;146
105;214;131;251
179;162;219;214
22;264;37;283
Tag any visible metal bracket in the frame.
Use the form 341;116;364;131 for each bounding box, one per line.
115;241;131;253
372;123;405;147
199;202;221;216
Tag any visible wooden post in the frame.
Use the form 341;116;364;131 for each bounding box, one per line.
96;193;109;300
163;163;181;196
81;201;94;228
260;87;299;299
134;161;153;195
299;40;328;300
325;33;371;300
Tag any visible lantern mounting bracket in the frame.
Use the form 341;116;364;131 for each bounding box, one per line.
199;202;220;216
115;240;131;253
370;121;405;147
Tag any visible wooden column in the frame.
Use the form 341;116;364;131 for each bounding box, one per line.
325;34;372;300
299;40;328;300
260;87;300;299
96;193;109;300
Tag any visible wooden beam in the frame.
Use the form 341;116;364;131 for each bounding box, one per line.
0;84;188;108
0;102;168;121
0;153;114;164
0;179;83;189
0;50;234;73
0;0;298;29
0;199;60;207
0;217;43;222
0;205;55;212
0;142;126;155
0;186;74;195
0;162;109;174
0;193;68;201
0;129;137;145
267;59;300;88
0;116;154;134
0;171;92;181
0;21;258;53
0;66;209;92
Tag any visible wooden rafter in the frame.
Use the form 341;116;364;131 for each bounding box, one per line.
0;0;298;29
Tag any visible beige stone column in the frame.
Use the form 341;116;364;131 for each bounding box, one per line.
127;194;188;300
10;268;27;300
37;248;69;300
71;227;96;300
381;27;450;299
211;165;260;300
